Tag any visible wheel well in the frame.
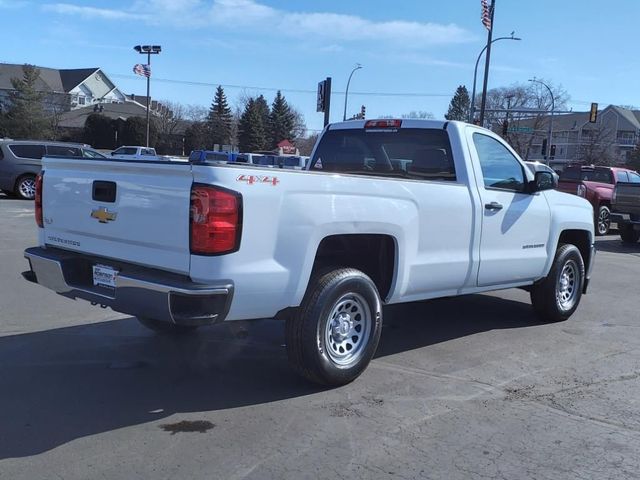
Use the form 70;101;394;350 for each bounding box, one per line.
311;234;396;301
14;173;36;190
558;230;591;266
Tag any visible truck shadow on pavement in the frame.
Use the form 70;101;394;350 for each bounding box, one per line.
0;293;537;459
595;237;640;255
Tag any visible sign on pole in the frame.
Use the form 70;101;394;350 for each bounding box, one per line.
317;81;326;112
589;103;598;123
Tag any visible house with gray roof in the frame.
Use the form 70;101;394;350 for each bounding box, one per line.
0;63;128;111
514;105;640;168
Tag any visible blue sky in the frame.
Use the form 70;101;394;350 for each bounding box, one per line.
1;0;638;133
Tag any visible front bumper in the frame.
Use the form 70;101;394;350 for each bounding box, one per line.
611;213;640;230
23;247;233;327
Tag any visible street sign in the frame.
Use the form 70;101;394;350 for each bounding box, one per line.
507;126;534;133
317;81;326;112
589;103;598;123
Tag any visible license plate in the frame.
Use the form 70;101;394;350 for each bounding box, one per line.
92;264;118;288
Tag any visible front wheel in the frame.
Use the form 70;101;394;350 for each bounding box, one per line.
620;225;640;244
530;244;585;322
15;175;37;200
596;205;611;236
286;268;383;386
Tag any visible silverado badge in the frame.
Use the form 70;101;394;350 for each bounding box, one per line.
91;207;117;223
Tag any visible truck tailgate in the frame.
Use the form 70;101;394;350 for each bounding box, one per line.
41;158;193;274
613;182;640;215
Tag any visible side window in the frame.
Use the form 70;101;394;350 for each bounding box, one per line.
616;171;629;182
472;133;525;192
46;146;82;157
8;144;46;159
559;167;580;182
628;172;640;183
0;146;4;160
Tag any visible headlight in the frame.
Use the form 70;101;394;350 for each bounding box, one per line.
577;184;586;197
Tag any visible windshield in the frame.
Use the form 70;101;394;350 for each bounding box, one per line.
310;128;456;181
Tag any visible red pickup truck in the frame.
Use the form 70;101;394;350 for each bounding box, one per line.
557;165;640;235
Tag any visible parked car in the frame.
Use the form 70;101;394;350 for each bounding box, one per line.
23;119;595;386
611;177;640;243
189;150;237;164
0;139;103;199
557;165;640;235
110;146;159;161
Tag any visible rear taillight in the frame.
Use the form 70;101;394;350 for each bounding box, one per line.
190;185;241;255
35;172;44;228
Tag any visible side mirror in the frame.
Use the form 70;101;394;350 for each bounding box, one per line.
530;171;555;193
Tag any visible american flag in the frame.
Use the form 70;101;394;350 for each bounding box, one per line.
481;0;492;30
133;63;151;78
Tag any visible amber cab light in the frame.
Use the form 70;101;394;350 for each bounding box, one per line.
35;172;44;228
190;185;241;255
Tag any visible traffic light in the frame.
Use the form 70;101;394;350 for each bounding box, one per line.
589;103;598;123
502;120;509;136
360;105;366;119
550;144;556;158
541;138;548;156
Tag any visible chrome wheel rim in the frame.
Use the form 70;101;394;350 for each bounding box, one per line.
19;177;36;199
598;209;610;235
556;260;579;311
324;293;371;367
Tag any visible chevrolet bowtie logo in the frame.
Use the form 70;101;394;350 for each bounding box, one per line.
91;207;117;223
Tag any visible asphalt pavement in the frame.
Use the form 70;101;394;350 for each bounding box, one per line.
1;193;639;479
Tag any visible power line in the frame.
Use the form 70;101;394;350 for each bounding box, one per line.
107;73;452;98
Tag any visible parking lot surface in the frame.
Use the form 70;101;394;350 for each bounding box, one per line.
1;194;639;479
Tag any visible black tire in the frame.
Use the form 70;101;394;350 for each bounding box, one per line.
136;316;198;335
620;225;640;244
595;205;611;236
530;244;585;323
15;175;37;200
286;268;383;386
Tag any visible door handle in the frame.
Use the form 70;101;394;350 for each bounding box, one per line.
485;201;503;211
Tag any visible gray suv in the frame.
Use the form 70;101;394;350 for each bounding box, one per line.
0;140;105;199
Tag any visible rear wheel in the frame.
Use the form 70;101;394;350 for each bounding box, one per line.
531;244;585;323
620;225;640;244
15;175;37;200
136;316;198;335
596;205;611;236
285;268;383;386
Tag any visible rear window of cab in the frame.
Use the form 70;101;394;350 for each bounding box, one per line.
309;127;455;181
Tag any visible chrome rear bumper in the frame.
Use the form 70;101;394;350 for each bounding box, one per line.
23;247;233;326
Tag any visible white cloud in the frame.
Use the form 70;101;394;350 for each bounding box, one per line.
43;3;146;21
43;0;475;48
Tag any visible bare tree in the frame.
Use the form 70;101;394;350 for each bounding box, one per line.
157;100;186;136
575;124;617;165
481;80;569;160
401;111;435;120
183;104;208;122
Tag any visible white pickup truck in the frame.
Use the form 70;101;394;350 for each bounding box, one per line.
23;119;595;386
110;146;159;161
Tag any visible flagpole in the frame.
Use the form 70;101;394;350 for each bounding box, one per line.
146;50;151;148
478;0;495;127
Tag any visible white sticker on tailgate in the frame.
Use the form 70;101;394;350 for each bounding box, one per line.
92;264;118;288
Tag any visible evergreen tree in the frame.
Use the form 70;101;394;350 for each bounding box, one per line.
3;64;51;139
445;85;471;122
206;85;233;148
255;95;270;132
238;98;267;153
184;121;208;153
83;113;116;149
268;90;294;148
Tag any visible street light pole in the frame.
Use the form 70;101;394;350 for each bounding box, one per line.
343;64;362;121
478;0;496;127
469;34;521;123
134;45;162;148
529;78;555;165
